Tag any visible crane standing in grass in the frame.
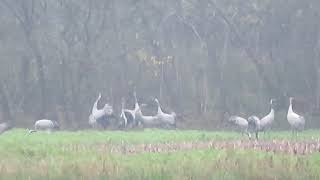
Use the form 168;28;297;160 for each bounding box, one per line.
28;119;59;133
259;99;276;132
287;97;305;136
120;97;137;128
248;99;276;139
127;91;160;126
228;115;251;138
154;98;176;128
89;93;114;129
136;104;160;127
248;115;261;139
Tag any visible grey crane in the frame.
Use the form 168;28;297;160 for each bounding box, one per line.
29;119;59;133
119;97;137;128
123;91;160;128
228;115;251;138
247;99;276;139
132;91;160;127
247;115;261;139
119;98;128;128
89;93;114;129
259;99;276;132
0;122;12;135
119;91;142;129
154;98;176;128
287;97;305;135
135;104;160;127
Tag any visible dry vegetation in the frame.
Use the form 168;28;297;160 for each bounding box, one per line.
1;129;320;179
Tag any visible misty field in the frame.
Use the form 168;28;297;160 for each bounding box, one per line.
1;129;320;179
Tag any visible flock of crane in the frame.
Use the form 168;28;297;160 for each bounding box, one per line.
229;97;305;139
0;94;306;138
0;91;177;134
88;92;177;129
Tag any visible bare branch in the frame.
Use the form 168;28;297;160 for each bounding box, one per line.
209;0;278;95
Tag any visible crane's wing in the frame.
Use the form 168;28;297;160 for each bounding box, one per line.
104;104;113;115
298;115;305;125
96;115;109;129
228;116;238;122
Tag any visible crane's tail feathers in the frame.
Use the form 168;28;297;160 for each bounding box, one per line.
228;116;238;122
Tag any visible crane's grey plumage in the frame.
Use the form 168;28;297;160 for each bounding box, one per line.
0;122;12;135
133;91;139;113
136;104;160;127
33;119;59;132
154;98;176;128
119;98;136;128
119;91;142;128
88;114;97;128
259;99;275;131
133;92;160;127
287;97;305;135
120;102;138;128
248;115;261;139
247;99;276;139
89;93;114;129
228;115;251;138
120;98;128;127
89;93;101;128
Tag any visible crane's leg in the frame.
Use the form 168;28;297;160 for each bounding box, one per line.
246;131;252;139
124;119;127;129
243;129;251;139
255;132;259;140
138;121;143;128
291;129;297;139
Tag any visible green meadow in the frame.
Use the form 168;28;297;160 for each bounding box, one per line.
1;129;320;179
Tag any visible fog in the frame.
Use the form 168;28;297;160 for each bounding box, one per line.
0;0;319;129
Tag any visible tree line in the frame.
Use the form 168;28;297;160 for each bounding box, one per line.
0;0;319;129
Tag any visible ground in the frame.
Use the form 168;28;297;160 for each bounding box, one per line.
1;129;320;179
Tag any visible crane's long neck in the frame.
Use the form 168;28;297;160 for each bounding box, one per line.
92;96;101;113
156;101;162;114
121;101;125;112
133;92;140;112
269;108;274;118
288;100;293;113
135;103;141;115
134;98;139;111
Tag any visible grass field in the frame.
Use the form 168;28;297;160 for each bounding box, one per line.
1;129;320;179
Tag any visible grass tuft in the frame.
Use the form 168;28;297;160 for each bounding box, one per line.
1;129;320;179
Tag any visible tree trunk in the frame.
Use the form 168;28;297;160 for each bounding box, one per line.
0;83;12;121
19;56;30;113
59;55;68;124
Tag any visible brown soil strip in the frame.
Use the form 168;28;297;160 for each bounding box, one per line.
62;139;320;155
